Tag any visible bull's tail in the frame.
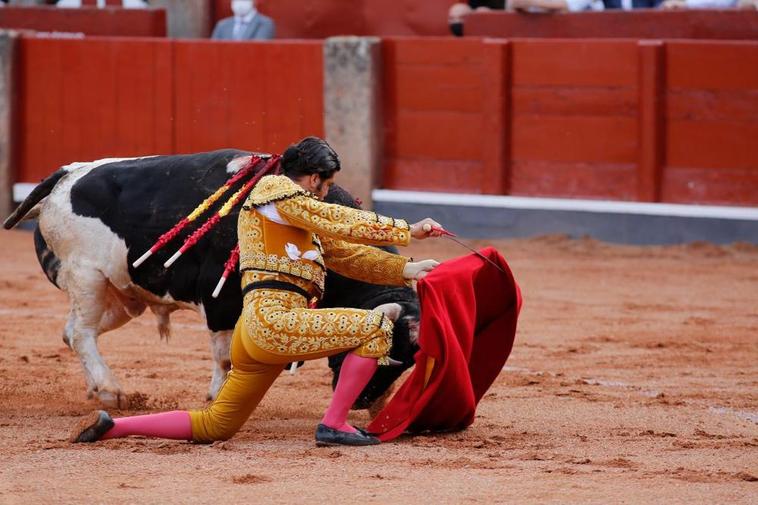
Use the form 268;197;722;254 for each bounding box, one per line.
3;168;67;229
34;226;61;289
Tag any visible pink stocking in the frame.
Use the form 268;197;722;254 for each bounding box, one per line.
102;410;193;440
321;353;378;433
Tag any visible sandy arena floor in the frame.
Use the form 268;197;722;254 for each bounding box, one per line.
0;228;756;504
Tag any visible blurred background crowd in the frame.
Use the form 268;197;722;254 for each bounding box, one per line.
1;0;756;41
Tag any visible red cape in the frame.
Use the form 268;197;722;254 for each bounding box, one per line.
368;247;522;441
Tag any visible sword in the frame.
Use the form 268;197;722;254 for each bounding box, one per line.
423;224;507;275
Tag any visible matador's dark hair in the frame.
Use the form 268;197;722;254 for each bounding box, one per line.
281;136;341;180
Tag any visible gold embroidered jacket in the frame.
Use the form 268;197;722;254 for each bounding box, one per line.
239;175;412;296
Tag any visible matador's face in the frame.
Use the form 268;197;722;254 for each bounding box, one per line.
299;173;335;201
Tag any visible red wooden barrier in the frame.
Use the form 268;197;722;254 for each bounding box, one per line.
18;37;174;183
15;35;758;206
0;6;167;37
381;37;758;205
172;40;323;154
16;36;323;184
212;0;454;38
382;38;492;194
510;39;640;200
663;41;758;205
466;10;758;41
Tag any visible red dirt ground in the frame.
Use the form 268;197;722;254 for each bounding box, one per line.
0;229;756;504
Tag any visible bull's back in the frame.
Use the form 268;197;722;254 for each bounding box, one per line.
67;149;251;326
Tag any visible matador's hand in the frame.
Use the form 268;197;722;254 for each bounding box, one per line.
410;218;444;239
403;259;440;280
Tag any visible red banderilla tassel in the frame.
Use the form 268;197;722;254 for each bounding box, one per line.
132;155;263;268
163;155;281;268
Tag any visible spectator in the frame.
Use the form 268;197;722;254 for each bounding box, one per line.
469;0;507;8
660;0;755;7
55;0;148;9
448;1;506;37
509;0;661;11
211;0;274;41
56;0;148;7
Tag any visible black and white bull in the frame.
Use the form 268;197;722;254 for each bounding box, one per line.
4;150;420;409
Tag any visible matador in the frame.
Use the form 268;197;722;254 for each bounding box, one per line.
71;137;443;446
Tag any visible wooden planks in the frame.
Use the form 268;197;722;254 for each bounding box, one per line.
18;37;174;182
663;42;758;204
172;40;323;154
15;35;758;206
381;37;758;205
509;39;639;200
16;37;323;183
382;38;514;194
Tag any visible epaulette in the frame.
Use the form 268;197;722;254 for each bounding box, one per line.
242;175;310;209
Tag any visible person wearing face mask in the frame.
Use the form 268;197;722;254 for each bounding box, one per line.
212;0;275;41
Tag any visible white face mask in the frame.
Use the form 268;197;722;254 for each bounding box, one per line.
231;0;254;17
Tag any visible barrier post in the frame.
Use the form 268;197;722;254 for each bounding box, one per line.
324;36;382;208
482;39;511;195
638;40;665;202
0;30;17;217
152;0;210;38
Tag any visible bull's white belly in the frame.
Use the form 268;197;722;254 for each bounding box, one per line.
38;157;199;312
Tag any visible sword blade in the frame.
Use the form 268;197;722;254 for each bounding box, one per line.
443;236;507;274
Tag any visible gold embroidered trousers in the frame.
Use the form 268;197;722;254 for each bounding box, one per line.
188;271;394;443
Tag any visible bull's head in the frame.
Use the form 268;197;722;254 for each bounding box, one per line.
321;184;422;412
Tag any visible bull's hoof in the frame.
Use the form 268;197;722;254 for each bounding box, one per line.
97;390;128;409
70;410;114;443
315;424;380;447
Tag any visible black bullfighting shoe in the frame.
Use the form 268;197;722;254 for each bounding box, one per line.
70;410;114;443
315;424;380;446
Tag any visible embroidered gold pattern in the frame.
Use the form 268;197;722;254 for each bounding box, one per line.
234;175;413;363
238;214;327;293
242;174;310;208
239;175;411;293
241;280;392;361
321;238;410;287
276;195;411;246
240;253;325;291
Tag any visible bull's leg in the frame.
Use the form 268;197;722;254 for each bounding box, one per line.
65;271;127;409
63;304;127;398
207;330;232;401
97;290;133;334
62;309;75;348
63;309;101;395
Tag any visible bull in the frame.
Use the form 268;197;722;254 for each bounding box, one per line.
4;149;419;409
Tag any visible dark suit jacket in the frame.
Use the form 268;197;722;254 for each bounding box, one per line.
211;14;275;40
